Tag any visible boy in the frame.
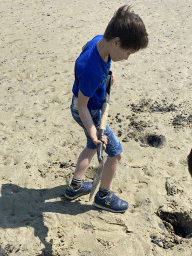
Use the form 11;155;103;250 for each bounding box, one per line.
65;5;148;213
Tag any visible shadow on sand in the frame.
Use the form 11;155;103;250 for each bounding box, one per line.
0;183;94;255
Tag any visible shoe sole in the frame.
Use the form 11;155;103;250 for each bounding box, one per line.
93;202;128;213
65;192;89;200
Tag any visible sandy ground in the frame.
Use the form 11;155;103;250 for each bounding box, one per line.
0;0;192;255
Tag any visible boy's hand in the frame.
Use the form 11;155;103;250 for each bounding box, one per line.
93;135;107;150
101;135;107;150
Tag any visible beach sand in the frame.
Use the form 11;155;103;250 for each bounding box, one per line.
0;0;192;255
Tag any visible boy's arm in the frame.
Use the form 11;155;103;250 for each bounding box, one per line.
78;90;102;146
78;90;98;145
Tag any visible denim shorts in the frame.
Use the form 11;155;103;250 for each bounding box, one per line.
70;96;123;157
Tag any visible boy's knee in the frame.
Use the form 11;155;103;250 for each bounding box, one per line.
116;152;123;161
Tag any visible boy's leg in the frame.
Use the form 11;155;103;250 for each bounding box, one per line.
94;153;128;212
93;124;128;213
65;147;96;200
99;123;123;193
100;153;122;189
74;147;97;179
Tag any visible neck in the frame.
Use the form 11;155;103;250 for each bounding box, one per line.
97;38;110;63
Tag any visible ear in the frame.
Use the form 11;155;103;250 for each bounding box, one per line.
113;37;120;46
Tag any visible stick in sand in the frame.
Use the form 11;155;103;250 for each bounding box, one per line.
89;71;112;201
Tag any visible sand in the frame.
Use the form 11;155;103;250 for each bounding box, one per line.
0;0;192;255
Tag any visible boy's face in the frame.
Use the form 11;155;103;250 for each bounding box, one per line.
110;38;137;62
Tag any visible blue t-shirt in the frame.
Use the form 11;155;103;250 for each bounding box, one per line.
72;35;111;110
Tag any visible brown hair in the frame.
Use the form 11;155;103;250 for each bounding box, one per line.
104;5;148;51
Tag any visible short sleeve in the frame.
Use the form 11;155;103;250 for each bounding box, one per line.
78;65;101;98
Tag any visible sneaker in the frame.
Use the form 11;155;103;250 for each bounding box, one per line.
65;182;92;200
94;191;129;213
